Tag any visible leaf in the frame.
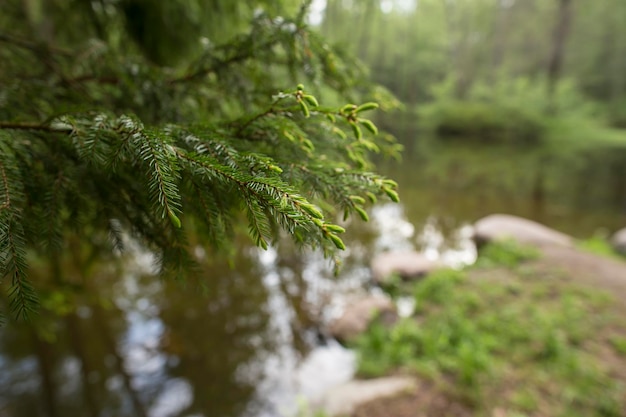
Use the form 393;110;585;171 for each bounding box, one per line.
354;206;370;222
355;102;379;113
327;233;346;250
168;210;182;228
324;223;346;234
383;188;400;203
303;95;319;107
350;122;363;140
299;100;310;118
332;126;347;139
341;104;357;114
300;202;324;219
359;119;379;135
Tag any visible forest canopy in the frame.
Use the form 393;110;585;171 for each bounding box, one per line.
0;0;401;323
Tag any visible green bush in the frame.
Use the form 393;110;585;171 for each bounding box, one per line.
421;100;546;145
417;76;609;146
474;240;540;269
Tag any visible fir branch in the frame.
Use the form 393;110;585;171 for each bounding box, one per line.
65;75;120;85
175;150;328;246
134;129;183;227
0;31;72;56
1;217;38;320
108;219;125;254
0;121;72;133
170;36;281;85
0;163;10;212
188;181;229;245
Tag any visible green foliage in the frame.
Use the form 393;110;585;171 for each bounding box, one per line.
610;336;626;356
413;268;465;308
606;99;626;128
420;100;545;145
474;240;540;269
419;77;598;145
0;1;401;321
577;233;621;259
352;266;625;415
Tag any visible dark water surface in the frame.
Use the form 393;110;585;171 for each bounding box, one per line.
1;145;624;417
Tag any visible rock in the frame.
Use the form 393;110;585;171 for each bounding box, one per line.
316;376;417;417
611;227;626;255
371;251;439;284
473;213;574;248
328;296;396;343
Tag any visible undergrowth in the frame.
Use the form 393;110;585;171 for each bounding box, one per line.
577;234;622;259
353;242;625;416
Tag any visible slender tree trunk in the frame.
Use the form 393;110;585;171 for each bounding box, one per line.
92;305;149;417
32;331;58;417
608;2;626;105
357;0;378;60
490;0;510;81
66;313;100;417
546;0;573;111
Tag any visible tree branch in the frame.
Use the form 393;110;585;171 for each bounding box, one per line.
169;35;283;85
0;32;72;56
0;122;72;133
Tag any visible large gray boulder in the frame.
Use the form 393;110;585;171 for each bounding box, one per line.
370;251;439;284
328;296;396;343
611;227;626;255
473;214;574;248
316;376;417;417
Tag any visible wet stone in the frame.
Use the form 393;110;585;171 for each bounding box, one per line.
316;376;417;417
328;296;397;343
370;251;440;284
611;227;626;255
473;213;574;248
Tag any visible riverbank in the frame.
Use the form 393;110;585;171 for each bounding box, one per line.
346;238;626;417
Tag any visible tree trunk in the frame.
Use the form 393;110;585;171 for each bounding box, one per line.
66;313;100;417
32;331;58;417
546;0;573;111
490;0;510;81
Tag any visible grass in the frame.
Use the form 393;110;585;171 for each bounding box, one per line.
577;234;622;259
473;239;541;269
352;241;625;416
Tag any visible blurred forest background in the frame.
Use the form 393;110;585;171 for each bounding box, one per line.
2;1;626;417
322;0;626;135
318;0;626;234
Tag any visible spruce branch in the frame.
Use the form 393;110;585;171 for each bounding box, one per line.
0;163;10;212
1;217;38;320
0;31;72;56
0;122;72;133
133;130;183;228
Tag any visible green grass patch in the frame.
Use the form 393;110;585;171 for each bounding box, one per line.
610;336;626;356
352;265;625;416
577;234;622;259
474;240;541;269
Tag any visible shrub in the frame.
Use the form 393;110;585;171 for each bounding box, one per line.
420;100;546;145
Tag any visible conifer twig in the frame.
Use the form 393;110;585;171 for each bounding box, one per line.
0;32;72;56
0;122;71;133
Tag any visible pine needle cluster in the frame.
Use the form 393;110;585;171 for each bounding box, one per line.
0;0;401;322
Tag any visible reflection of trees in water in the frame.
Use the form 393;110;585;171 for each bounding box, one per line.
0;303;128;416
384;144;626;236
154;250;275;417
0;245;281;417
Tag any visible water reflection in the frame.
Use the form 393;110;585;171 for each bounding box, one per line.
0;235;363;417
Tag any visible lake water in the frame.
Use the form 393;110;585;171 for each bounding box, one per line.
1;144;624;417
